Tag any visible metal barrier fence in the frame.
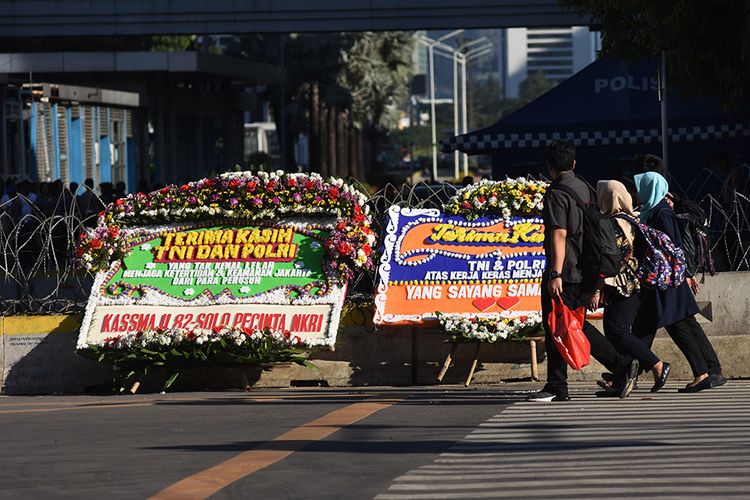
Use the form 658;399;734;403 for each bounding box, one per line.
1;178;748;315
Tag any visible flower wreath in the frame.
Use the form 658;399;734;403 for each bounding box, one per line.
443;177;549;221
76;170;376;284
436;176;548;343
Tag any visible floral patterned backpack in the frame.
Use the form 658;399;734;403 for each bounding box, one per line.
633;221;687;290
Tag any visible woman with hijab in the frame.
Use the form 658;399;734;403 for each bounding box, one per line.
633;171;725;392
590;180;670;394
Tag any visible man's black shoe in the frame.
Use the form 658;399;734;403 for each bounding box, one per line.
526;390;570;402
650;362;671;393
709;373;727;387
678;377;712;393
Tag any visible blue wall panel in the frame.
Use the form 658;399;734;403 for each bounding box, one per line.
99;136;111;183
68;111;84;187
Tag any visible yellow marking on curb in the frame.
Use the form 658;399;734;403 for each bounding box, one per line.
150;398;400;500
2;314;82;335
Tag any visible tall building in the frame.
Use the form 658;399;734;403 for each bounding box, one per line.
504;26;600;98
411;27;599;102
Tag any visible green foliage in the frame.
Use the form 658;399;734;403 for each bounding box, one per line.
339;32;415;130
519;71;556;102
149;35;196;52
561;0;750;104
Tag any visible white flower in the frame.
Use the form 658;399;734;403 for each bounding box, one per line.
183;288;195;296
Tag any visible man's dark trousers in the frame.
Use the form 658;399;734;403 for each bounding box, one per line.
541;277;633;395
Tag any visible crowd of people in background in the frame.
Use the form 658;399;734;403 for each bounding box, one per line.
0;178;163;224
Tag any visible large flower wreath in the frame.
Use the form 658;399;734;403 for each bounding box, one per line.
75;170;376;391
437;177;549;343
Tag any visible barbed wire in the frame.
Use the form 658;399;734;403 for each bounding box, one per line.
1;178;748;315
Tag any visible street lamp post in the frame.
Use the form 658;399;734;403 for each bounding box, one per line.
418;30;464;182
416;33;492;181
457;43;493;177
428;42;437;181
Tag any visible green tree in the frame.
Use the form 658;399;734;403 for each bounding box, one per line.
519;71;556;102
561;0;750;104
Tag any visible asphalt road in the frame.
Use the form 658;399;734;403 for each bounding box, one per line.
3;382;749;499
0;387;524;500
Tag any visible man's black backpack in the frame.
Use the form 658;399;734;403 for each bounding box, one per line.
550;182;624;280
669;197;715;279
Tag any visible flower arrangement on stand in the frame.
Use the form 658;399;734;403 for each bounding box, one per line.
79;325;312;392
436;312;543;343
443;177;549;220
75;170;375;392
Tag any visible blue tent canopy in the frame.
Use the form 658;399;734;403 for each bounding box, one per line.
440;58;749;157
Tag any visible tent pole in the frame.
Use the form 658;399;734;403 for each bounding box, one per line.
453;51;459;181
659;50;668;170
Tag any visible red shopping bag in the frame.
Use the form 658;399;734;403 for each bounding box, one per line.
547;300;591;370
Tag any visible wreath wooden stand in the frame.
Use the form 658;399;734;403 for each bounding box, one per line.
436;336;545;386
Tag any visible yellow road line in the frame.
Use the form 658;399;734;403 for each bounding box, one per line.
150;399;400;500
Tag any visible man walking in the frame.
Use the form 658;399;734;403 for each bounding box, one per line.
527;141;638;402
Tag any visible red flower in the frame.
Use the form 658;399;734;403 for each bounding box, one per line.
305;180;315;190
328;187;340;199
246;181;257;192
160;187;170;195
265;181;276;191
354;213;365;223
354;205;362;214
286;178;297;187
362;226;371;235
477;196;486;203
90;239;103;250
462;201;471;209
180;184;191;192
204;178;214;187
108;226;120;237
337;242;352;255
98;211;105;218
228;179;242;189
362;244;371;256
75;247;84;257
337;221;347;230
115;199;125;207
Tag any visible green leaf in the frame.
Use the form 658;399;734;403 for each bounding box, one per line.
164;371;180;390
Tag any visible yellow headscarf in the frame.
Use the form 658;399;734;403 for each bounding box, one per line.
597;180;638;240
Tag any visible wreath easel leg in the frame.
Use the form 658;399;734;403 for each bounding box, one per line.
465;342;481;387
437;343;458;383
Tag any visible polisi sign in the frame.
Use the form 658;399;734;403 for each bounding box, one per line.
594;76;657;94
